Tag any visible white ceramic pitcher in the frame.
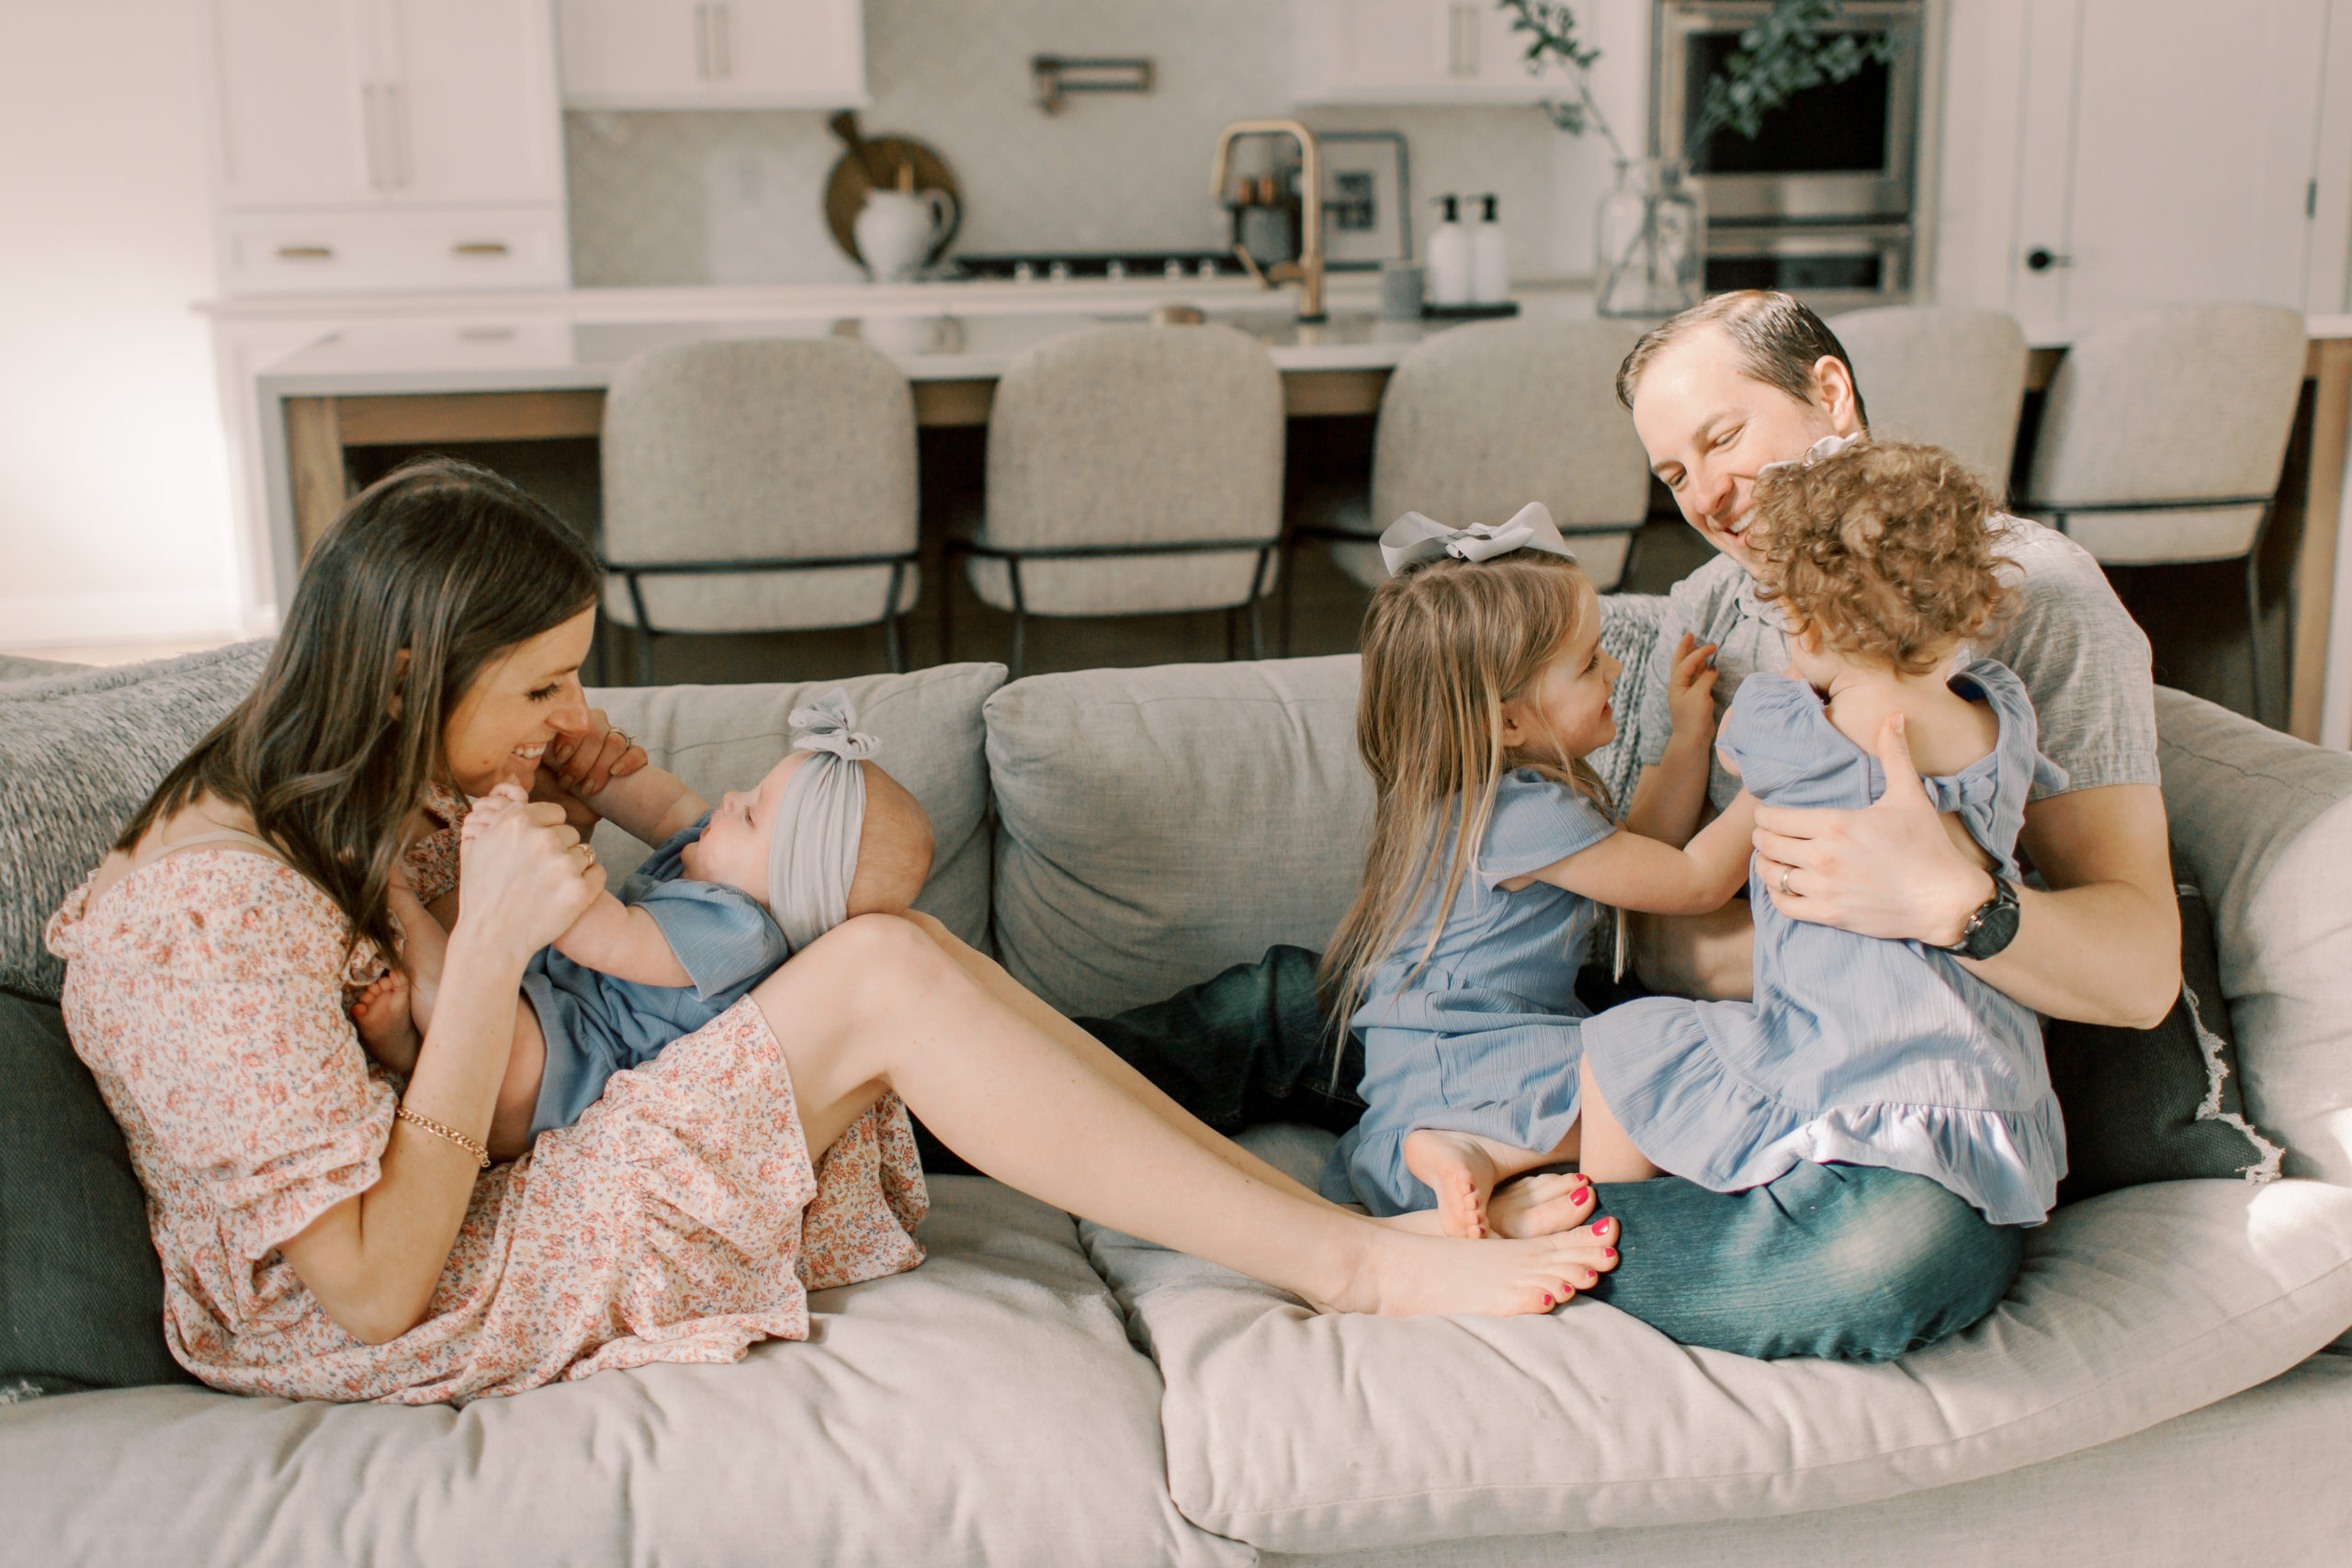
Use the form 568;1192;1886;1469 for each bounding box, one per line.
855;186;956;282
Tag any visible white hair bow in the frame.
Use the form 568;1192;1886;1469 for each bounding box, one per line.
1376;502;1579;577
786;690;881;761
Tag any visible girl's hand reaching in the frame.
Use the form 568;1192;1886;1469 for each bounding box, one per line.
1666;634;1720;740
456;783;605;966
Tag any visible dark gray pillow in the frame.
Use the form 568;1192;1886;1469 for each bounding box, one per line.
2045;873;2284;1204
0;988;195;1394
0;641;273;999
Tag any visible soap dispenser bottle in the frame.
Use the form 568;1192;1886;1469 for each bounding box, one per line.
1428;195;1472;307
1470;193;1510;305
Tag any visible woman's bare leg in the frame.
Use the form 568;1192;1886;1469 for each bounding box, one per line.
752;916;1615;1317
899;911;1338;1210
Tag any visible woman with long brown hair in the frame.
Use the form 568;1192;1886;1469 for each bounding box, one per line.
45;457;1614;1404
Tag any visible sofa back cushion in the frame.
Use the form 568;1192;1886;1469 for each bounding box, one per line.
980;599;1670;1020
591;662;1005;950
2154;687;2352;1185
0;643;275;999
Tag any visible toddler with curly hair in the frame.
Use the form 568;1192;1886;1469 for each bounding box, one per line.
1577;438;2070;1226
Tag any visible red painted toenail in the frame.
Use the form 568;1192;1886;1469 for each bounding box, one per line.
1603;1247;1617;1259
1542;1293;1554;1307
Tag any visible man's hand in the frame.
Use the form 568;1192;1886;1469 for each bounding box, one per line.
1750;712;1991;944
1665;634;1720;742
545;709;649;798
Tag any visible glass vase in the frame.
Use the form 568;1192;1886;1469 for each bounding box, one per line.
1594;158;1704;319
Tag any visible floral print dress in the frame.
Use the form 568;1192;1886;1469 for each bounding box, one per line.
42;797;927;1405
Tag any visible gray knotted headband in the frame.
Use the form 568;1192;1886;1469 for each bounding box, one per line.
767;689;881;952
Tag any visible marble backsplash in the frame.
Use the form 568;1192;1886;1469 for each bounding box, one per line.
564;0;1643;288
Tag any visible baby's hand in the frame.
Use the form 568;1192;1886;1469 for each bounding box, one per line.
1667;634;1720;739
461;782;531;847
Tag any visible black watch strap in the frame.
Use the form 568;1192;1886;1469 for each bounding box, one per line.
1945;874;2021;960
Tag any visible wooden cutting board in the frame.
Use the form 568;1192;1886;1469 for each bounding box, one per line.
824;112;963;273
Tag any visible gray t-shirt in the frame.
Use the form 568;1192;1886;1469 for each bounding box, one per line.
1635;516;2158;812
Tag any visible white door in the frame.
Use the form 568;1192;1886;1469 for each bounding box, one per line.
206;0;374;209
1297;0;1555;103
2014;0;2327;330
393;0;567;205
720;0;863;101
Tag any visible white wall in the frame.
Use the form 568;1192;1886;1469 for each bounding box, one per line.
0;1;243;649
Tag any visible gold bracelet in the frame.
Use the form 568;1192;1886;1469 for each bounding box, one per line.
394;1104;491;1168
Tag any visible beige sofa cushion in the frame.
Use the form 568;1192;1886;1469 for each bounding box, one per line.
1259;1348;2352;1568
0;1179;1245;1568
984;655;1369;1017
1089;1126;2352;1556
591;662;1003;950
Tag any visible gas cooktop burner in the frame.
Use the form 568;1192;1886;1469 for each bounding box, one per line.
951;251;1250;283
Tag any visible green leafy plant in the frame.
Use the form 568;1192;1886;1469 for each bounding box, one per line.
1499;0;1894;160
1690;0;1894;150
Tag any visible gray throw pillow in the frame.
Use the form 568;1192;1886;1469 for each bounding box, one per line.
0;641;273;999
0;988;194;1394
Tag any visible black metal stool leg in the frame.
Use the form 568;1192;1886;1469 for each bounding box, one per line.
2245;549;2267;727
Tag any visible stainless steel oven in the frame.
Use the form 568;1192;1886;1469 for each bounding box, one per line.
1653;0;1926;299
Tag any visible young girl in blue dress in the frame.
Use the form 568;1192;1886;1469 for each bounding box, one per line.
1577;441;2066;1225
1319;506;1760;1238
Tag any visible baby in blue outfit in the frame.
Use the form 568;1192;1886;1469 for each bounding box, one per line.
354;693;934;1155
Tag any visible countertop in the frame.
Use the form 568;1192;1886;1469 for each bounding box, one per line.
249;276;1600;398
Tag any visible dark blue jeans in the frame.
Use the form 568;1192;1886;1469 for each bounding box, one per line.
1064;946;2023;1362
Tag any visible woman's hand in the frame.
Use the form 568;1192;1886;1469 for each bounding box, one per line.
455;783;606;965
1665;635;1720;742
1750;713;1989;944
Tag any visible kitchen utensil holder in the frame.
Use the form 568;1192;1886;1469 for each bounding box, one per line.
1031;56;1154;115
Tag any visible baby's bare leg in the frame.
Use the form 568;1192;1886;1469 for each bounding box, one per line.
1575;1057;1658;1183
484;998;549;1163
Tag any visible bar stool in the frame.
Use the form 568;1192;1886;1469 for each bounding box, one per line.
600;337;921;683
1295;320;1651;615
2018;303;2306;726
1832;305;2030;488
946;322;1283;679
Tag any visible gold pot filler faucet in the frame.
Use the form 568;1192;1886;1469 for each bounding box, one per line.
1210;119;1327;322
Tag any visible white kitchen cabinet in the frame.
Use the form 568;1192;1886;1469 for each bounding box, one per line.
557;0;867;109
200;0;568;295
1295;0;1558;106
1934;0;2348;329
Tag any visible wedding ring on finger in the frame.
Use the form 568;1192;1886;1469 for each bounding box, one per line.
1778;865;1795;897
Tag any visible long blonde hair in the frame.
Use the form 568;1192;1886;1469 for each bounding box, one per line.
1320;553;1611;1061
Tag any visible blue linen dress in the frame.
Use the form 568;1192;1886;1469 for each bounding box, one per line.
1580;660;2069;1225
522;811;795;1137
1320;770;1618;1215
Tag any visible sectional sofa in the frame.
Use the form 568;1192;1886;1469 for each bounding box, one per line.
2;598;2348;1566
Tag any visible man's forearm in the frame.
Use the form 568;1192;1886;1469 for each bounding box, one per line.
1958;874;2178;1029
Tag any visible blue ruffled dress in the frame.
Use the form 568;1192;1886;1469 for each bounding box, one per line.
1320;770;1617;1215
1580;660;2069;1225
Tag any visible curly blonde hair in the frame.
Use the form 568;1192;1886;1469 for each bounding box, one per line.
1750;439;2011;676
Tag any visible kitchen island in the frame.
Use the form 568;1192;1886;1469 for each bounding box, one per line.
221;280;2352;743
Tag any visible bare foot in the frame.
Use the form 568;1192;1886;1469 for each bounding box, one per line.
349;971;420;1075
1404;1128;1505;1239
1331;1222;1618;1317
1487;1172;1600;1239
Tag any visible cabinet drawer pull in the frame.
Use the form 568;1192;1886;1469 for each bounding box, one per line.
275;244;335;260
451;242;512;257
